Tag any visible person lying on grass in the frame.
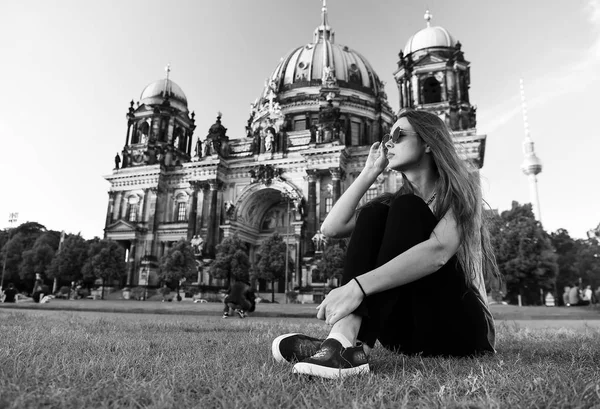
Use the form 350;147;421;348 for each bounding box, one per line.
272;109;500;379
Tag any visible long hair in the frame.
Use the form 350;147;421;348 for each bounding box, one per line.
366;110;500;293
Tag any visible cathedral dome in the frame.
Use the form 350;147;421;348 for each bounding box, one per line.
260;6;386;100
140;78;188;112
403;11;457;55
265;40;384;97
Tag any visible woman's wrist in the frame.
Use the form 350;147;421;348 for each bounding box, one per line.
353;277;367;299
358;168;380;184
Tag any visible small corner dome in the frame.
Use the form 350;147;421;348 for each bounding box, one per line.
404;25;457;55
140;79;188;110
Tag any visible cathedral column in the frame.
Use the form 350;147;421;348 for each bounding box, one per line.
187;182;201;240
113;191;123;222
305;170;318;251
398;81;404;109
140;189;149;223
205;180;219;257
105;192;116;229
440;73;448;101
127;240;137;286
455;69;462;103
186;133;192;156
119;194;128;220
149;187;160;257
125;121;132;146
329;168;342;203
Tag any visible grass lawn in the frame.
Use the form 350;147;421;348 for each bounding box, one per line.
0;310;599;409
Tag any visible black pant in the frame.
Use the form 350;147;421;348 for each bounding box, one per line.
343;194;495;357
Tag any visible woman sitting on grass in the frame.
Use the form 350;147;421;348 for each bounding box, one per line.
272;110;500;379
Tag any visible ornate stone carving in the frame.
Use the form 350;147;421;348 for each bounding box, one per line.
249;165;283;186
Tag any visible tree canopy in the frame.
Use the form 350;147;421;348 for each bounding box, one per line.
252;233;293;301
209;233;250;285
47;234;90;286
158;239;197;291
81;239;127;299
489;201;558;305
315;240;346;286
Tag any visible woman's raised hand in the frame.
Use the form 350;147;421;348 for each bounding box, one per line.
364;142;388;177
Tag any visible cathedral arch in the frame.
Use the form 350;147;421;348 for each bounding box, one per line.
422;76;442;104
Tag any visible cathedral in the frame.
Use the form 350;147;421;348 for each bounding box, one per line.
103;6;486;292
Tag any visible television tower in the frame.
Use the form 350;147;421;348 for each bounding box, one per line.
519;79;543;223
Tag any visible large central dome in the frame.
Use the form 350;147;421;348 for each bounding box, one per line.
246;3;394;151
266;32;384;97
260;5;386;100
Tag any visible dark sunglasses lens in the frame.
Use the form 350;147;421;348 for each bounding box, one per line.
382;134;390;145
392;127;402;142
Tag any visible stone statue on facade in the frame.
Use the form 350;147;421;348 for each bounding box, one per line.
265;128;275;152
114;153;121;170
312;230;327;252
194;138;203;158
190;235;204;257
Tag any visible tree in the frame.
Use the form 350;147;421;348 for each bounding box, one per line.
19;231;61;287
315;240;346;286
550;229;580;304
489;201;558;305
82;239;127;300
1;222;48;290
1;233;25;289
47;234;89;288
252;233;293;302
209;233;250;286
573;238;600;289
158;239;197;300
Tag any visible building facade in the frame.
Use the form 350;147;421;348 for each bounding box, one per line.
103;7;486;291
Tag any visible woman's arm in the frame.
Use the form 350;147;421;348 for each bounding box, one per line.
358;209;461;295
321;143;388;238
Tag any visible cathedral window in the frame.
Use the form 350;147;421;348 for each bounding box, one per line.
126;196;140;222
351;120;361;145
423;77;442;104
365;187;378;202
325;197;333;214
294;118;306;131
177;202;187;222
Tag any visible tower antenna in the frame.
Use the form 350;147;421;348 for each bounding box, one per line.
519;78;543;223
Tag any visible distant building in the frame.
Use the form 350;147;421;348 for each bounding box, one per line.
103;6;487;292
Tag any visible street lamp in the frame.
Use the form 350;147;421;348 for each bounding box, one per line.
1;212;19;289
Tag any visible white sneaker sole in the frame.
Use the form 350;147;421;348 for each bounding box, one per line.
292;362;370;379
271;333;300;363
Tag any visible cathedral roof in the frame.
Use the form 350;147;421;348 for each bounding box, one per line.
403;10;457;55
140;77;188;112
260;3;386;99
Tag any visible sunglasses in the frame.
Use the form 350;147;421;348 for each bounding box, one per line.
382;127;418;145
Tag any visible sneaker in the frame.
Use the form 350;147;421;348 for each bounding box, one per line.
236;309;246;319
271;333;324;363
292;338;370;379
222;312;229;318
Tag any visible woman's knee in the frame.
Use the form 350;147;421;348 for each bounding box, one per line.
355;203;389;226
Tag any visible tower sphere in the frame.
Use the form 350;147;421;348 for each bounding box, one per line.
521;154;542;176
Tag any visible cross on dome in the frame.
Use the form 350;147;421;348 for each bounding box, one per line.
424;9;433;27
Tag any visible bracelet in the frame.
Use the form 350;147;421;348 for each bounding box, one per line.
353;277;367;298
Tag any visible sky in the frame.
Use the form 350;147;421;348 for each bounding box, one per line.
1;0;599;240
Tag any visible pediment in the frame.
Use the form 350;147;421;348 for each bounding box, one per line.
106;219;138;232
413;53;447;66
